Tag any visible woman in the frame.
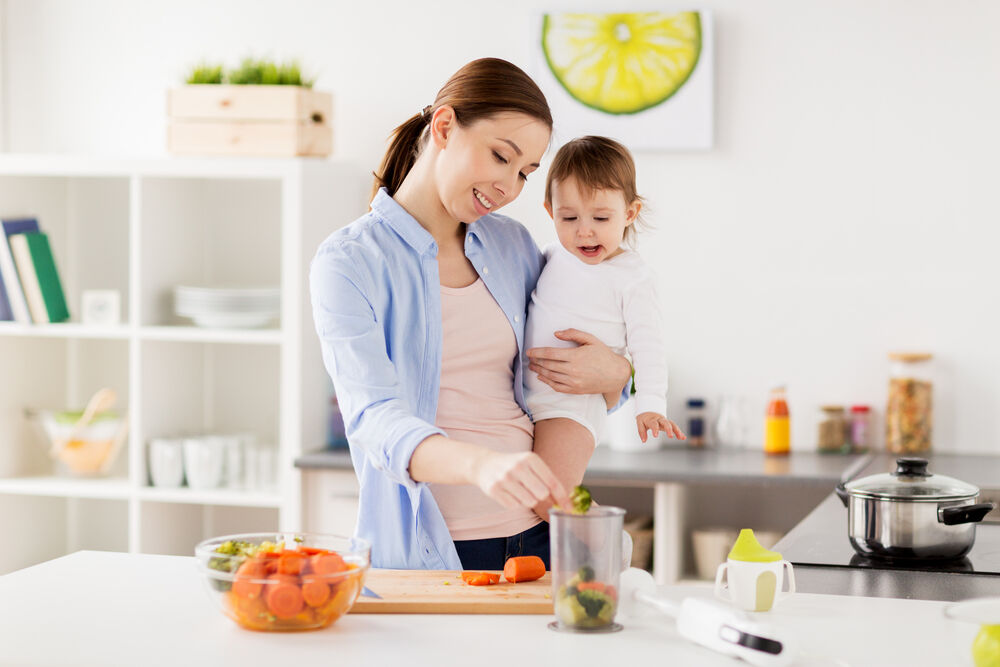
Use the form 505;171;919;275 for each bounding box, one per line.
310;58;631;570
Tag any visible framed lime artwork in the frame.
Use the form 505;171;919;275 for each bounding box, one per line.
533;11;714;150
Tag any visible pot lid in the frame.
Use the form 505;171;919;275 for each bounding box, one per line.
844;457;980;500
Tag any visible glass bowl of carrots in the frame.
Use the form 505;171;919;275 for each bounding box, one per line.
195;532;370;632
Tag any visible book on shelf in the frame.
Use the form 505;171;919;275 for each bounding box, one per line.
9;232;70;324
0;218;40;323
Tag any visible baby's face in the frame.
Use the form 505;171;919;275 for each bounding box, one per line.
546;176;638;265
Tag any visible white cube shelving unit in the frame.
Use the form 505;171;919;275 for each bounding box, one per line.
0;154;368;574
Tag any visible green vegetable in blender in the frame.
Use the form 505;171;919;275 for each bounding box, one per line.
578;565;595;582
570;485;592;514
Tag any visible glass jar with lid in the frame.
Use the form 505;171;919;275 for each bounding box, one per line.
686;398;707;447
886;352;933;454
816;405;849;454
848;405;872;453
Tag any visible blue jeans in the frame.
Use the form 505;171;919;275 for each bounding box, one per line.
454;521;550;570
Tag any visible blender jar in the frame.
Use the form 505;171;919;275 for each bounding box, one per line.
549;506;625;633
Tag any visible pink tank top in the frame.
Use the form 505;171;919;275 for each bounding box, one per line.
429;278;540;540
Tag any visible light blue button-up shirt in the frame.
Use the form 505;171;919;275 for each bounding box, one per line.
310;188;626;569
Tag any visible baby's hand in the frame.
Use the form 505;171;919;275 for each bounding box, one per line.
635;412;687;443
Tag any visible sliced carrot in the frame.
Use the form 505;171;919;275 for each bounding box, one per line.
311;552;347;575
297;546;325;556
265;574;304;619
604;584;618;601
461;571;501;586
576;581;606;593
277;551;305;575
502;556;546;583
301;577;331;607
232;558;267;599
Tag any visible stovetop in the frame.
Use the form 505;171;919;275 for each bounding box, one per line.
777;495;1000;576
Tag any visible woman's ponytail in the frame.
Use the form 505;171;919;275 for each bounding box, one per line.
370;59;552;204
371;109;430;201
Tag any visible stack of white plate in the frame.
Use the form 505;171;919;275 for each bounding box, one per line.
174;286;280;329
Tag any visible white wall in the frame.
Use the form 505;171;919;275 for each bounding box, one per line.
4;0;1000;454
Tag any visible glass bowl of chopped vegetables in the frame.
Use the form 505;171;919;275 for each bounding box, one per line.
195;532;370;632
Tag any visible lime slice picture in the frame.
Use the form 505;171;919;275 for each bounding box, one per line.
541;12;702;115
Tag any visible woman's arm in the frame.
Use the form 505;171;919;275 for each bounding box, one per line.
409;435;570;509
526;328;632;409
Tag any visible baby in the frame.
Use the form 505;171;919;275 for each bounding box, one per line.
525;136;685;500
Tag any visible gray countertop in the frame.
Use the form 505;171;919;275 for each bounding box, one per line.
295;445;870;486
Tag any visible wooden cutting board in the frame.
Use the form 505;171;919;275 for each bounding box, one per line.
351;569;554;614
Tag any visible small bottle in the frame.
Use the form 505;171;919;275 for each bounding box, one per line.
764;387;790;455
686;398;707;447
849;405;872;453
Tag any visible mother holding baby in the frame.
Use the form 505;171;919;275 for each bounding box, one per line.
310;58;669;571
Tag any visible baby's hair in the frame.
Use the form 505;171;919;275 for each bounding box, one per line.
544;136;645;246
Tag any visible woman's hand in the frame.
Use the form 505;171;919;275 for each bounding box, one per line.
636;412;686;443
472;450;571;510
526;328;631;404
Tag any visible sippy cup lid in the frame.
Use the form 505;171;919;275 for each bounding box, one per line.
727;529;782;563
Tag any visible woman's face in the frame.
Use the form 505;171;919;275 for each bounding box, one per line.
431;110;550;223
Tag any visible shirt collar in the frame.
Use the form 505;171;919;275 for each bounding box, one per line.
371;188;437;255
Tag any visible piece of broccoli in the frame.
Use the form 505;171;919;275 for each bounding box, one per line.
577;589;611;618
570;485;592;514
578;565;595;582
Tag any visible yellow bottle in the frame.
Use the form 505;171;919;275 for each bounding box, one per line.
764;387;790;455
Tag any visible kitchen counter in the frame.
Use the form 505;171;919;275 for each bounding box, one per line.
296;448;871;585
776;494;1000;601
0;550;958;666
296;446;870;486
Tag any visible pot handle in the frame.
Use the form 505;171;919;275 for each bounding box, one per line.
939;502;996;526
835;483;851;507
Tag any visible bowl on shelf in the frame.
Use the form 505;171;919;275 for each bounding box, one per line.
944;597;1000;666
173;285;280;329
195;532;370;632
28;408;128;477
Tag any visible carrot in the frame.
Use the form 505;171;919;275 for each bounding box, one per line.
265;574;305;619
461;571;501;586
232;558;267;599
503;556;545;583
277;551;305;575
311;552;347;575
297;546;324;556
301;577;331;607
576;581;606;593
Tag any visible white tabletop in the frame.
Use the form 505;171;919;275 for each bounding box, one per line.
0;551;957;667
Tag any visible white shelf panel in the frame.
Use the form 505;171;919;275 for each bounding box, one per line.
0;476;131;500
137;486;281;508
0;153;330;179
140;326;283;345
0;322;131;340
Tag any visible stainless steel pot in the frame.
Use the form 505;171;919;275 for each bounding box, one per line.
835;457;995;561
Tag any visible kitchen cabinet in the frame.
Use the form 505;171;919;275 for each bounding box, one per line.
0;155;368;574
301;468;359;536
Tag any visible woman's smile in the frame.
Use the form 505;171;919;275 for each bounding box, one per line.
473;188;496;213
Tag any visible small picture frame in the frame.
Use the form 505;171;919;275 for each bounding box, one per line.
81;290;121;326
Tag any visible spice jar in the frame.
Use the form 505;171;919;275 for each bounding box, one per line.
686;398;707;447
848;405;871;453
886;352;933;453
817;405;848;454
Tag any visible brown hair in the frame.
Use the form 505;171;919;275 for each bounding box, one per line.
544;136;645;246
371;58;553;201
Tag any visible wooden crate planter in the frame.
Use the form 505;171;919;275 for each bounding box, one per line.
167;85;332;157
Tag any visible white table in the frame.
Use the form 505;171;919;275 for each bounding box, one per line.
0;551;958;667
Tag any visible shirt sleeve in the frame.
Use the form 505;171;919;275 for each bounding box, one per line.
621;270;668;417
310;245;444;490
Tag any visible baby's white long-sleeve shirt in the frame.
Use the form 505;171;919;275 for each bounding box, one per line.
525;244;668;417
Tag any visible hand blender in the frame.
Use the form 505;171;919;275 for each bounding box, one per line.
617;568;798;667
